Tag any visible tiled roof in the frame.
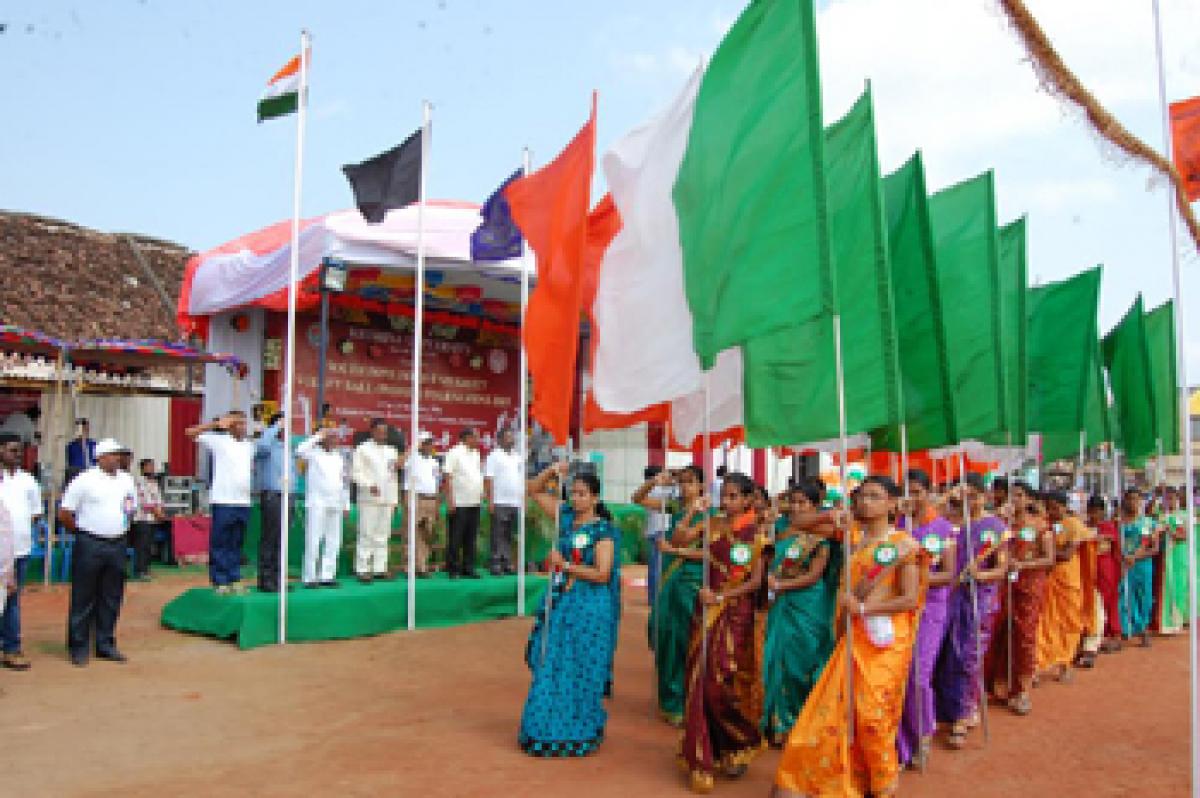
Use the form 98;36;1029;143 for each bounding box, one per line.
0;210;193;342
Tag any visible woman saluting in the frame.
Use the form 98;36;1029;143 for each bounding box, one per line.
518;464;621;757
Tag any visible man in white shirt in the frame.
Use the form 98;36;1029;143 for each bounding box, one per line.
187;412;256;595
351;419;402;583
443;428;483;579
297;428;350;587
483;427;523;576
404;432;441;577
59;438;138;667
0;433;41;670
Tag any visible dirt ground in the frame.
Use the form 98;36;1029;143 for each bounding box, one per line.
2;565;1190;797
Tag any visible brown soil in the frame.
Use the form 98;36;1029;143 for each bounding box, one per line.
3;566;1190;797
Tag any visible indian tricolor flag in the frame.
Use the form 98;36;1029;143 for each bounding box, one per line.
257;51;306;123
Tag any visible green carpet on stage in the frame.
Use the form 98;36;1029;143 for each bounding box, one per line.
160;573;550;650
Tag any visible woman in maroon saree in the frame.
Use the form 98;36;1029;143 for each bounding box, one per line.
678;472;765;794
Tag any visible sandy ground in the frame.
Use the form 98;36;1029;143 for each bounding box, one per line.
1;565;1190;797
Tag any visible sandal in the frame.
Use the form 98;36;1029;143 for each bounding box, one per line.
1009;693;1032;716
1056;665;1074;683
1075;652;1097;669
947;723;968;750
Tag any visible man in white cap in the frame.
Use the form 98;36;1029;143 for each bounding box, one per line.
351;419;402;583
297;427;350;587
404;431;441;576
58;438;138;666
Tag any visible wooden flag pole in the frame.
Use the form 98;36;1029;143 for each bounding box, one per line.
702;372;712;675
960;450;990;745
833;314;855;745
516;148;531;617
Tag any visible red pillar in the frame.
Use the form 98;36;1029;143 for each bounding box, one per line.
647;422;666;468
752;448;767;485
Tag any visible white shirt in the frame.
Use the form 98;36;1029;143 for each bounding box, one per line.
197;432;255;507
405;452;441;497
0;468;41;556
297;435;350;510
443;443;483;507
61;467;138;538
352;440;400;506
484;447;524;508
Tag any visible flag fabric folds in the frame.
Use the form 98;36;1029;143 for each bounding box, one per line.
258;51;305;123
673;0;831;369
341;128;423;224
741;88;899;447
1170;96;1200;201
1026;267;1101;463
504;99;597;444
993;217;1028;447
591;66;704;414
1144;300;1180;456
927;171;1006;445
470;170;524;262
1103;295;1158;462
878;152;956;452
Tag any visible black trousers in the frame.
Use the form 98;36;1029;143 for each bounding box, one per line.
130;521;160;577
67;532;126;656
490;506;518;572
446;506;480;576
258;491;291;591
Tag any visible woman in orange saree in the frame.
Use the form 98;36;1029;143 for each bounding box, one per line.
772;476;922;798
678;473;766;794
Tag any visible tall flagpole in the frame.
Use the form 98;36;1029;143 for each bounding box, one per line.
517;148;531;617
833;313;854;745
1150;6;1198;787
278;30;309;645
406;100;431;632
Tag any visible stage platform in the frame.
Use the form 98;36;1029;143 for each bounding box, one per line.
160;573;548;650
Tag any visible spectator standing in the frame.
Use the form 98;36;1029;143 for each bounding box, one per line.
483;427;523;576
298;428;350;587
131;458;167;580
253;413;298;593
351;419;402;583
0;432;41;670
404;432;441;576
443;428;484;579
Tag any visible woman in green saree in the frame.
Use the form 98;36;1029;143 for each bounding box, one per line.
650;465;708;726
761;482;840;745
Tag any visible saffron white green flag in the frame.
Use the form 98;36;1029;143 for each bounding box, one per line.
258;51;306;122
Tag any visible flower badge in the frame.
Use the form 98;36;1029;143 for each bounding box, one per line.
1018;527;1037;543
571;532;591;565
730;542;753;581
921;533;943;556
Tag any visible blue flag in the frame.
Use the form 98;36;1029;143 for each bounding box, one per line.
470;169;523;261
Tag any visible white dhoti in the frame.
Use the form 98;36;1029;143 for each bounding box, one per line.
356;503;394;576
303;505;343;584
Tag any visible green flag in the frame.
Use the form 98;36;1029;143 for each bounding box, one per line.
876;152;956;451
928;172;1006;443
1145;300;1180;456
1026;267;1101;463
1083;332;1112;449
991;217;1028;446
673;0;831;369
742;88;902;446
1102;295;1158;462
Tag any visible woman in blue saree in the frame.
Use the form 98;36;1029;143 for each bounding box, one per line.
519;465;621;757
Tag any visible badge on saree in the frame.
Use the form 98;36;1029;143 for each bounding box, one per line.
572;532;591;550
980;529;998;547
873;542;899;567
730;543;753;566
1018;527;1037;543
921;533;943;556
1140;519;1153;538
785;543;803;562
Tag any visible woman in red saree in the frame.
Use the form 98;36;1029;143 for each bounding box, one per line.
986;492;1055;715
678;472;765;794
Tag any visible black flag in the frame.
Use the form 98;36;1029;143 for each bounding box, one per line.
341;127;423;224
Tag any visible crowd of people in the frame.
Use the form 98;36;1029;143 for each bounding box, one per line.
517;461;1196;797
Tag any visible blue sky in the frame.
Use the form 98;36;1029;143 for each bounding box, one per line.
2;0;1198;375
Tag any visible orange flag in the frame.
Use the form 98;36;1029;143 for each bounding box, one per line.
1170;96;1200;201
505;96;597;444
579;194;669;433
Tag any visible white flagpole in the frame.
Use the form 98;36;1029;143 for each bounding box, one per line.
405;100;431;632
833;313;854;745
1150;6;1197;784
517;147;531;617
959;449;989;744
278;30;309;645
702;373;712;670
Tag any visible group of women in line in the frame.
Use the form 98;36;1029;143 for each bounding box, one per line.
514;458;1193;797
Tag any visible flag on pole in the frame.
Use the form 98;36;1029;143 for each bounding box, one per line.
1103;295;1158;463
341;128;423;224
994;217;1029;447
927;171;1006;444
1145;300;1180;456
1169;96;1200;201
258;51;307;123
471;169;524;262
878;152;956;452
505;96;597;444
741;87;899;447
674;0;830;368
1026;267;1101;462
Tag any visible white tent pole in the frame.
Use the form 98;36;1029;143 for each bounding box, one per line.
406;100;431;632
1151;5;1197;788
278;29;309;645
517;147;531;617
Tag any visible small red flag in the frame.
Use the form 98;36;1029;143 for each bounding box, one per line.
1170;96;1200;201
